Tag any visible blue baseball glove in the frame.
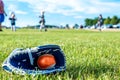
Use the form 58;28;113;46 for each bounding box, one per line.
2;45;66;75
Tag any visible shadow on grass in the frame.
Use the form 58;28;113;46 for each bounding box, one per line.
66;63;119;79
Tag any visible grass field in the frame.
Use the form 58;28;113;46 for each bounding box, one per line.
0;29;120;80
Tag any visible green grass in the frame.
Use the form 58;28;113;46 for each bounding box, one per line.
0;29;120;80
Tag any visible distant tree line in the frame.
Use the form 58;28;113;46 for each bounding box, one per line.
85;16;120;26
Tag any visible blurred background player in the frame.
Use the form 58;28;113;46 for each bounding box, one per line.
39;11;47;31
0;0;7;31
97;14;103;31
9;12;17;31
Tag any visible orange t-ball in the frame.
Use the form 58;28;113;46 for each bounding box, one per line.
37;54;56;69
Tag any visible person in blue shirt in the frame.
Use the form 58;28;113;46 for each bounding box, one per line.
9;12;16;31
